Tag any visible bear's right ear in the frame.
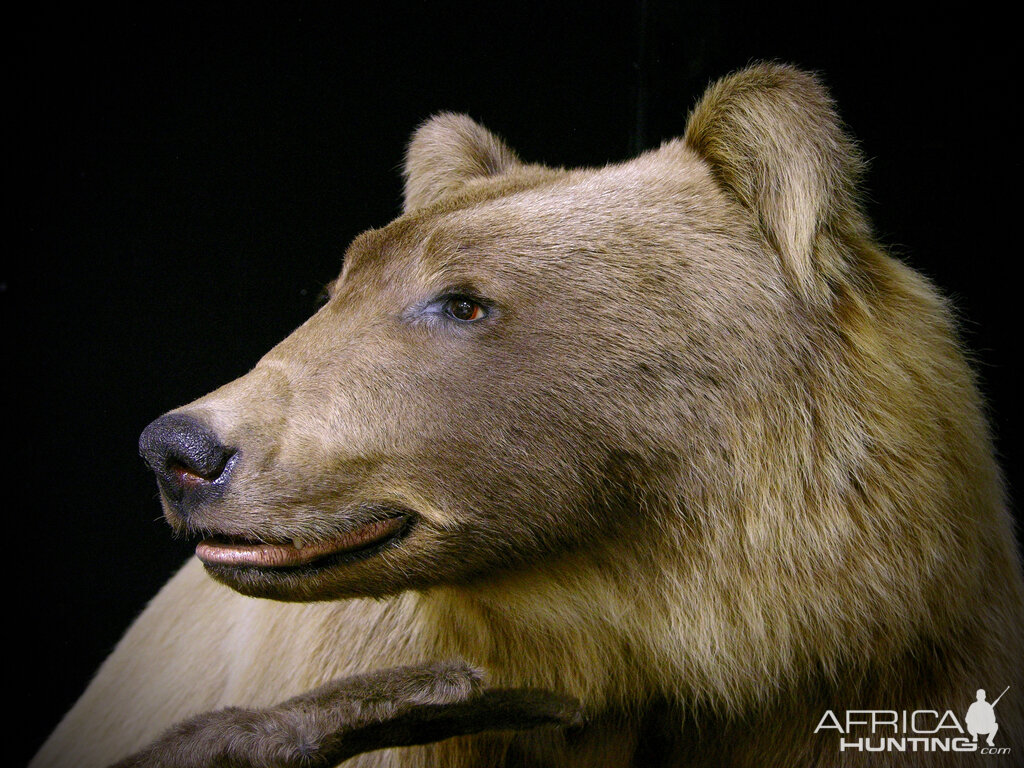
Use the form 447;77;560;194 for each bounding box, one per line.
403;113;520;213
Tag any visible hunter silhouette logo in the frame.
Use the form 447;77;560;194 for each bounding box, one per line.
813;687;1012;755
966;687;1008;747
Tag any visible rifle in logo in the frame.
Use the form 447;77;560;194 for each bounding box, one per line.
965;686;1009;747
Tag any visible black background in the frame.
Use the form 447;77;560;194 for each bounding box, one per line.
15;2;1021;763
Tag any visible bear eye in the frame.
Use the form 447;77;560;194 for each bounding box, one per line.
442;296;487;322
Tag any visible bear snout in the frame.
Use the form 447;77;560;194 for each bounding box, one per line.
138;413;236;518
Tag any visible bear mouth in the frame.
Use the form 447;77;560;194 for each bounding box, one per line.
195;512;413;572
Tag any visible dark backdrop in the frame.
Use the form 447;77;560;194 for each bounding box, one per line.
15;2;1021;762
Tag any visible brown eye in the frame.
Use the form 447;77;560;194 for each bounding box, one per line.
443;297;486;322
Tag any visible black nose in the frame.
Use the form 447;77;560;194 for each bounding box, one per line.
139;413;235;515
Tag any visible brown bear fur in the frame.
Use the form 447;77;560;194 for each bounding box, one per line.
33;63;1024;767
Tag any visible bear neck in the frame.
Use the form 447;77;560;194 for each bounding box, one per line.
413;516;1024;726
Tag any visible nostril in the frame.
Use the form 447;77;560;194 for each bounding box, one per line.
166;455;225;486
139;413;234;493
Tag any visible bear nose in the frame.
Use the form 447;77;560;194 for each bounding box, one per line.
139;413;235;516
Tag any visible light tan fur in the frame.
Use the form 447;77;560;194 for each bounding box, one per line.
34;64;1024;767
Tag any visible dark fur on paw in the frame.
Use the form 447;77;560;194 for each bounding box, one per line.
108;660;581;768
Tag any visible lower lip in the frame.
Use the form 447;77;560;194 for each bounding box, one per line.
195;517;407;569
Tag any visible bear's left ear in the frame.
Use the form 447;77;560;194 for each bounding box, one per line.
403;113;520;213
685;63;870;302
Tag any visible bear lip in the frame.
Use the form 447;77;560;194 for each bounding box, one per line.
195;516;408;569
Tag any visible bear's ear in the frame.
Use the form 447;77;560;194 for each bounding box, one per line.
403;113;521;213
684;63;869;302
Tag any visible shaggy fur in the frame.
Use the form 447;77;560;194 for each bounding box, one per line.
33;63;1024;767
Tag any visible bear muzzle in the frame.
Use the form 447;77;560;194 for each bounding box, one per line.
139;411;419;587
138;412;237;519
